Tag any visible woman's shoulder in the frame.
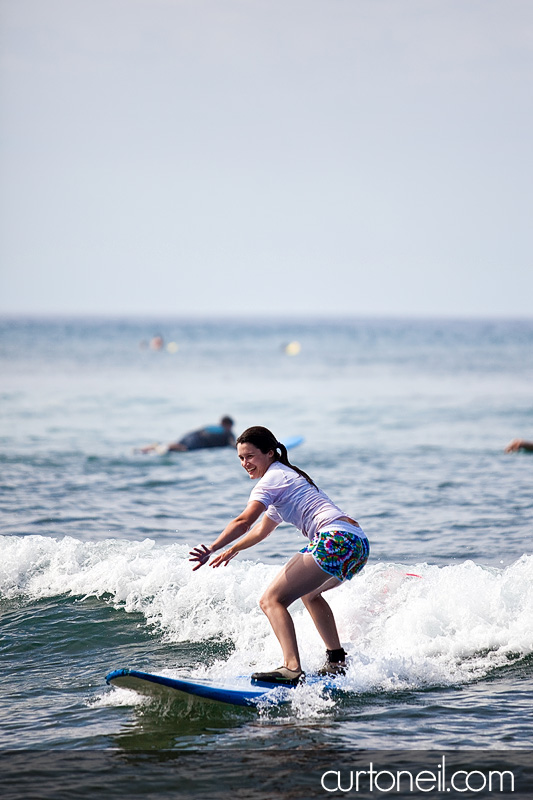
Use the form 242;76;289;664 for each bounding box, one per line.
250;463;287;497
261;461;300;487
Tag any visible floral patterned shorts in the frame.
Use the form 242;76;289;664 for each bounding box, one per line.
300;528;370;582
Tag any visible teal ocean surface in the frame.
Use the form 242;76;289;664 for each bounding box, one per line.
1;317;532;794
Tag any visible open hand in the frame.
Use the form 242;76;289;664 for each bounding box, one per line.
210;548;237;568
505;438;522;452
188;544;212;571
505;439;533;453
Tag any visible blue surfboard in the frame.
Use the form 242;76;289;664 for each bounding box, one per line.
106;668;335;708
281;435;304;451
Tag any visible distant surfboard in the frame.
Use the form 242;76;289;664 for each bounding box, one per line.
281;435;304;451
106;668;337;708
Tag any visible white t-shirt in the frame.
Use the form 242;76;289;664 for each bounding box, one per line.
248;461;349;541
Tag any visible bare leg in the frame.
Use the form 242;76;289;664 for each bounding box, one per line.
301;576;343;651
259;553;342;671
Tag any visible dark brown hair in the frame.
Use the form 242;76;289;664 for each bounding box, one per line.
236;426;317;489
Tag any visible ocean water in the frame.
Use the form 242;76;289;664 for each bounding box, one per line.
1;316;532;795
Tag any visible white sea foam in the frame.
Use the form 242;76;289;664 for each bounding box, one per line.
91;686;148;709
2;535;532;698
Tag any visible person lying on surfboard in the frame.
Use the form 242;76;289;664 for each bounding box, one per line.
189;426;369;686
140;416;235;454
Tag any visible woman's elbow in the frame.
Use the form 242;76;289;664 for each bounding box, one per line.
233;514;255;532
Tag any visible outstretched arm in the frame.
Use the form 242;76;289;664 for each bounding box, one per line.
210;514;279;568
505;439;533;453
189;500;267;570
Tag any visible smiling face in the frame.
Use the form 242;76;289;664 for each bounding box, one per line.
237;442;275;480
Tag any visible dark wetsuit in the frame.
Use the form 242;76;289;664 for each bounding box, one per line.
178;425;235;451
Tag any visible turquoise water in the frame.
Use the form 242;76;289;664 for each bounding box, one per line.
1;317;532;783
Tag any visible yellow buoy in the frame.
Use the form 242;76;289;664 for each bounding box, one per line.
284;341;301;356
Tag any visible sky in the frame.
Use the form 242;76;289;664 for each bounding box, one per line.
1;0;532;318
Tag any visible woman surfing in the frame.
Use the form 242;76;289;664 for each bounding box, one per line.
189;426;369;686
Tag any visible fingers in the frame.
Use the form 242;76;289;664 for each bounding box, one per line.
210;549;236;568
188;544;237;571
505;439;521;452
189;546;209;558
209;553;224;568
188;544;211;570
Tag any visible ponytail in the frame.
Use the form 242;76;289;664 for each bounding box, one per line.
236;426;318;490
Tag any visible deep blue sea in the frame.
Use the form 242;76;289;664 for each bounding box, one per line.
1;316;532;797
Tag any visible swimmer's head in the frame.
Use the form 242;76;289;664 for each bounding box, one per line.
221;416;234;429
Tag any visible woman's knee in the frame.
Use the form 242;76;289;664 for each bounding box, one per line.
259;588;289;615
301;590;323;610
259;591;275;615
301;590;316;608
